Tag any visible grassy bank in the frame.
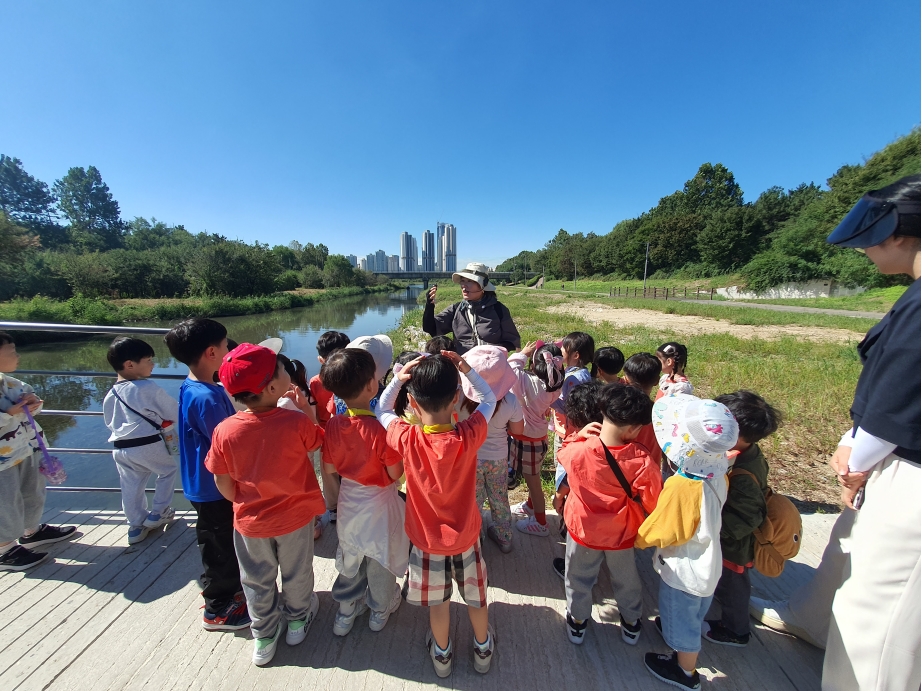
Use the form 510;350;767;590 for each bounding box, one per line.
0;284;404;343
733;285;906;313
392;288;865;508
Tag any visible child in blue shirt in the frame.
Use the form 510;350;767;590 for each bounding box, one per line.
165;318;249;632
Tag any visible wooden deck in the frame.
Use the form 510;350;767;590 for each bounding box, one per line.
0;502;833;691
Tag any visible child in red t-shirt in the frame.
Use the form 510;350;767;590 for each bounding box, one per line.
559;383;662;647
376;352;497;678
206;344;325;667
621;352;664;468
310;330;350;523
320;348;409;637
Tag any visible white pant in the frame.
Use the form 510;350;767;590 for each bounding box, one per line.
113;442;178;527
823;455;921;691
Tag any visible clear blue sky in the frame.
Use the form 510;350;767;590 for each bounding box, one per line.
3;1;919;268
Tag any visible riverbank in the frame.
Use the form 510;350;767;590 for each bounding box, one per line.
0;283;405;343
391;288;867;507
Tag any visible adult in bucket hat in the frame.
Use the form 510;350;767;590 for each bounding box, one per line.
752;175;921;691
423;262;521;356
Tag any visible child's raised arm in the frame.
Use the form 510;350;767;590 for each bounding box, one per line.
442;351;496;420
375;356;423;430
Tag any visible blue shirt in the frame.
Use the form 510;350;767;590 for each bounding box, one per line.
177;378;235;503
550;366;593;414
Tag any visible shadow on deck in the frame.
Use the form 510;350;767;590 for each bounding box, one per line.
0;502;834;690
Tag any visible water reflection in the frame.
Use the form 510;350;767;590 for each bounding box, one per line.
15;287;423;509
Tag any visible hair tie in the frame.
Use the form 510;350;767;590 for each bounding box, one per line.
393;362;404;376
542;350;565;388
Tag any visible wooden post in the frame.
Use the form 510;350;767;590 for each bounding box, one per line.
665;286;668;301
684;286;687;297
710;287;715;300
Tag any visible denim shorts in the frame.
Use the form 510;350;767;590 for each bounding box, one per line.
658;580;713;653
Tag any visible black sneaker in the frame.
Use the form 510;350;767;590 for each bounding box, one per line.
566;612;588;645
552;557;565;580
202;598;252;631
620;615;641;645
506;467;518;490
19;524;77;548
0;545;50;571
654;616;664;639
703;620;750;647
644;651;700;689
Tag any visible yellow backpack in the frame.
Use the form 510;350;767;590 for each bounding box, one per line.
729;468;803;578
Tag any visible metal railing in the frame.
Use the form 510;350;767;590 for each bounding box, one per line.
4;320;186;493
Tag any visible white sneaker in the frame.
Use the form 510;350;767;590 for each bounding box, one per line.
127;526;150;545
369;584;401;632
472;624;496;674
252;621;282;666
426;630;453;678
511;501;534;518
143;506;175;529
286;592;319;646
333;599;368;636
515;516;549;537
749;597;825;649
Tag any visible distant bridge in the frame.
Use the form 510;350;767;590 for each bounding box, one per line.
372;271;513;289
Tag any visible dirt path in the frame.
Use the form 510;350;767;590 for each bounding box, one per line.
546;302;865;343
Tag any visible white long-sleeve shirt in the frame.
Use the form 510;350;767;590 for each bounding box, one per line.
839;427;899;473
103;379;179;442
377;369;496;431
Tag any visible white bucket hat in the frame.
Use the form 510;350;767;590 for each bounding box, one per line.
347;335;394;382
258;338;284;354
652;394;739;479
452;262;496;292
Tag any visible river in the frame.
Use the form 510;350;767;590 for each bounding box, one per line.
16;286;424;511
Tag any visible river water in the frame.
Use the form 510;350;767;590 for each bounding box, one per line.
17;287;424;511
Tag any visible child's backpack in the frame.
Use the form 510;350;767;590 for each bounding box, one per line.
729;468;802;578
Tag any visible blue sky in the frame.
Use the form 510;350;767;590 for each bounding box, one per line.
3;1;919;268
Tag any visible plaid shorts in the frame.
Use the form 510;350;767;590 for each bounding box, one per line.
509;437;549;476
406;541;488;608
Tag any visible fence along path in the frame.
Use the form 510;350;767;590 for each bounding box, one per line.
0;503;833;690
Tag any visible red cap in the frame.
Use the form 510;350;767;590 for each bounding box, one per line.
219;343;278;395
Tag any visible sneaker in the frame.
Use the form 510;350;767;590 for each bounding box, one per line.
426;630;453;678
127;526;150;545
506;467;518;490
286;592;319;645
19;524;77;548
566;612;588;645
654;616;664;639
472;624;495;674
143;507;175;529
644;650;700;689
515;516;550;537
486;525;513;554
252;621;283;666
620;615;642;645
749;597;825;649
333;599;368;636
552;557;566;580
703;620;750;647
0;545;50;571
323;508;337;524
202;598;252;631
510;500;534;518
369;584;401;632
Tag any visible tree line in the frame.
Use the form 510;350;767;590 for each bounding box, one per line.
0;158;379;300
497;129;920;291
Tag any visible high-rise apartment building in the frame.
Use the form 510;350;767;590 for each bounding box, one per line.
399;232;418;271
436;223;445;271
346;254;357;268
359;257;367;271
375;250;387;272
365;253;376;272
442;223;457;272
388;255;400;272
421;230;435;272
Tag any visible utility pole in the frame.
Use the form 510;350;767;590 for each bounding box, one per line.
642;241;650;293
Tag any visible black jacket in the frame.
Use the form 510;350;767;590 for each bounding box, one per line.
423;292;521;355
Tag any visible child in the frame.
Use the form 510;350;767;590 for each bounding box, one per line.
636;394;739;689
509;342;565;536
376;352;498;678
425;335;455;355
320;348;409;636
328;335;394;418
457;346;523;553
559;383;661;646
309;330;350;525
622;353;663;461
103;337;179;545
656;343;693;400
0;332;76;571
392;351;423;422
705;390;782;647
592;346;625;383
206;343;325;666
164;318;249;632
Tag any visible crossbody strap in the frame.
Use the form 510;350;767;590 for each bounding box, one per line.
602;444;649;518
111;386;162;431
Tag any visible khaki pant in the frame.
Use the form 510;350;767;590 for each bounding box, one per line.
823;455;921;691
0;452;45;544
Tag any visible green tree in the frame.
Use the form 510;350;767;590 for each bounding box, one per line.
697;206;766;272
301;242;329;269
322;254;358;288
0;212;41;299
0;155;67;248
681;162;744;214
54;166;124;251
186;241;281;297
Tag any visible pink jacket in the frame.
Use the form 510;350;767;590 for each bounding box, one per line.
509;353;559;440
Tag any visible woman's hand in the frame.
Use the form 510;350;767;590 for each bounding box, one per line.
427;285;438;304
7;393;41;416
441;350;471;374
829;444;852;477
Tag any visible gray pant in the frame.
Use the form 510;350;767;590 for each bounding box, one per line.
0;451;46;544
113;443;178;527
332;556;396;613
565;532;643;623
234;520;316;639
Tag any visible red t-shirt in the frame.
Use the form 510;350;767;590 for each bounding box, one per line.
385;413;488;555
205;408;325;538
323;412;402;487
309;375;334;428
559;435;663;551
